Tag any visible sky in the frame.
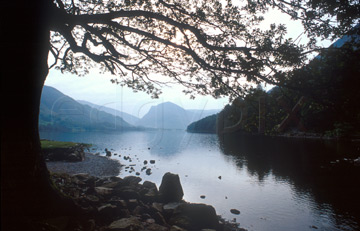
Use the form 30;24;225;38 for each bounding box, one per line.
45;70;230;118
44;7;331;118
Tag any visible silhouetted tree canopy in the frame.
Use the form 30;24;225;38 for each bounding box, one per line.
1;1;359;227
48;0;359;99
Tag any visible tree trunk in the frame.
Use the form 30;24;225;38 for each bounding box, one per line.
1;1;78;229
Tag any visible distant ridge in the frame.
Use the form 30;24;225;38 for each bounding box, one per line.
77;100;140;126
136;101;220;130
40;86;134;131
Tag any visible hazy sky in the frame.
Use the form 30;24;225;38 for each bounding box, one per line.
45;70;230;118
44;7;331;118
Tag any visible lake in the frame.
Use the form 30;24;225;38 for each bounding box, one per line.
40;130;360;231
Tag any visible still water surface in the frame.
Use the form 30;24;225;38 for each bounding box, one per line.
40;130;360;231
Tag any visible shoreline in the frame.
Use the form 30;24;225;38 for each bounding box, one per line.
46;152;122;177
46;161;245;231
46;151;246;230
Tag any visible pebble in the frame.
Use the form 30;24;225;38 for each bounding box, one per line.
146;168;152;175
230;209;240;215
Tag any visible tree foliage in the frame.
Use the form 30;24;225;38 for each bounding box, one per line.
48;0;359;100
215;39;360;137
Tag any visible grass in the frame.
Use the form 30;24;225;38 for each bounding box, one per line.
40;140;91;149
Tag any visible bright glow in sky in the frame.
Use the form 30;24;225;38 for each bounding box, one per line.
44;7;331;118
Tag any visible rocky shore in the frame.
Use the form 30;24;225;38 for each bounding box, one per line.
43;144;246;231
46;172;245;231
47;153;122;177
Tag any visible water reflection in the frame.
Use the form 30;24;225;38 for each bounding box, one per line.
146;131;220;157
146;130;188;156
218;132;360;230
41;130;360;230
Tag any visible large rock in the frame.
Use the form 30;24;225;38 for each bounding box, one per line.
141;181;159;202
95;187;113;197
97;204;118;222
43;145;85;162
107;217;143;231
159;172;184;203
123;176;142;186
170;203;219;230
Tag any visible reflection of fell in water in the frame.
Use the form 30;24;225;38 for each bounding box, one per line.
146;130;188;156
147;130;219;157
218;132;360;229
40;130;360;231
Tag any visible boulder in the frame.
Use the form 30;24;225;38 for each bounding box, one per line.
170;225;187;231
116;187;140;200
105;148;112;157
68;153;81;162
142;189;158;203
354;157;360;166
146;223;169;231
123;176;142;186
95;187;113;197
101;180;125;189
159;172;184;203
143;181;157;190
86;194;100;205
132;205;146;216
151;202;164;213
153;212;167;225
107;217;143;231
230;209;240;215
84;219;96;231
146;168;152;175
170;203;219;230
163;202;183;214
43;145;85;162
141;181;159;202
97;204;118;220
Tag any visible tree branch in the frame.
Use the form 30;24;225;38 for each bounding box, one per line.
67;10;255;53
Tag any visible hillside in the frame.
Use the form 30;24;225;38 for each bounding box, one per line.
39;86;134;131
136;102;220;130
136;102;189;129
187;114;218;133
77;100;140;126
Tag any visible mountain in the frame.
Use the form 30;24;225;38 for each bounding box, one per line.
39;86;134;131
136;102;189;129
77;100;140;126
136;102;220;130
